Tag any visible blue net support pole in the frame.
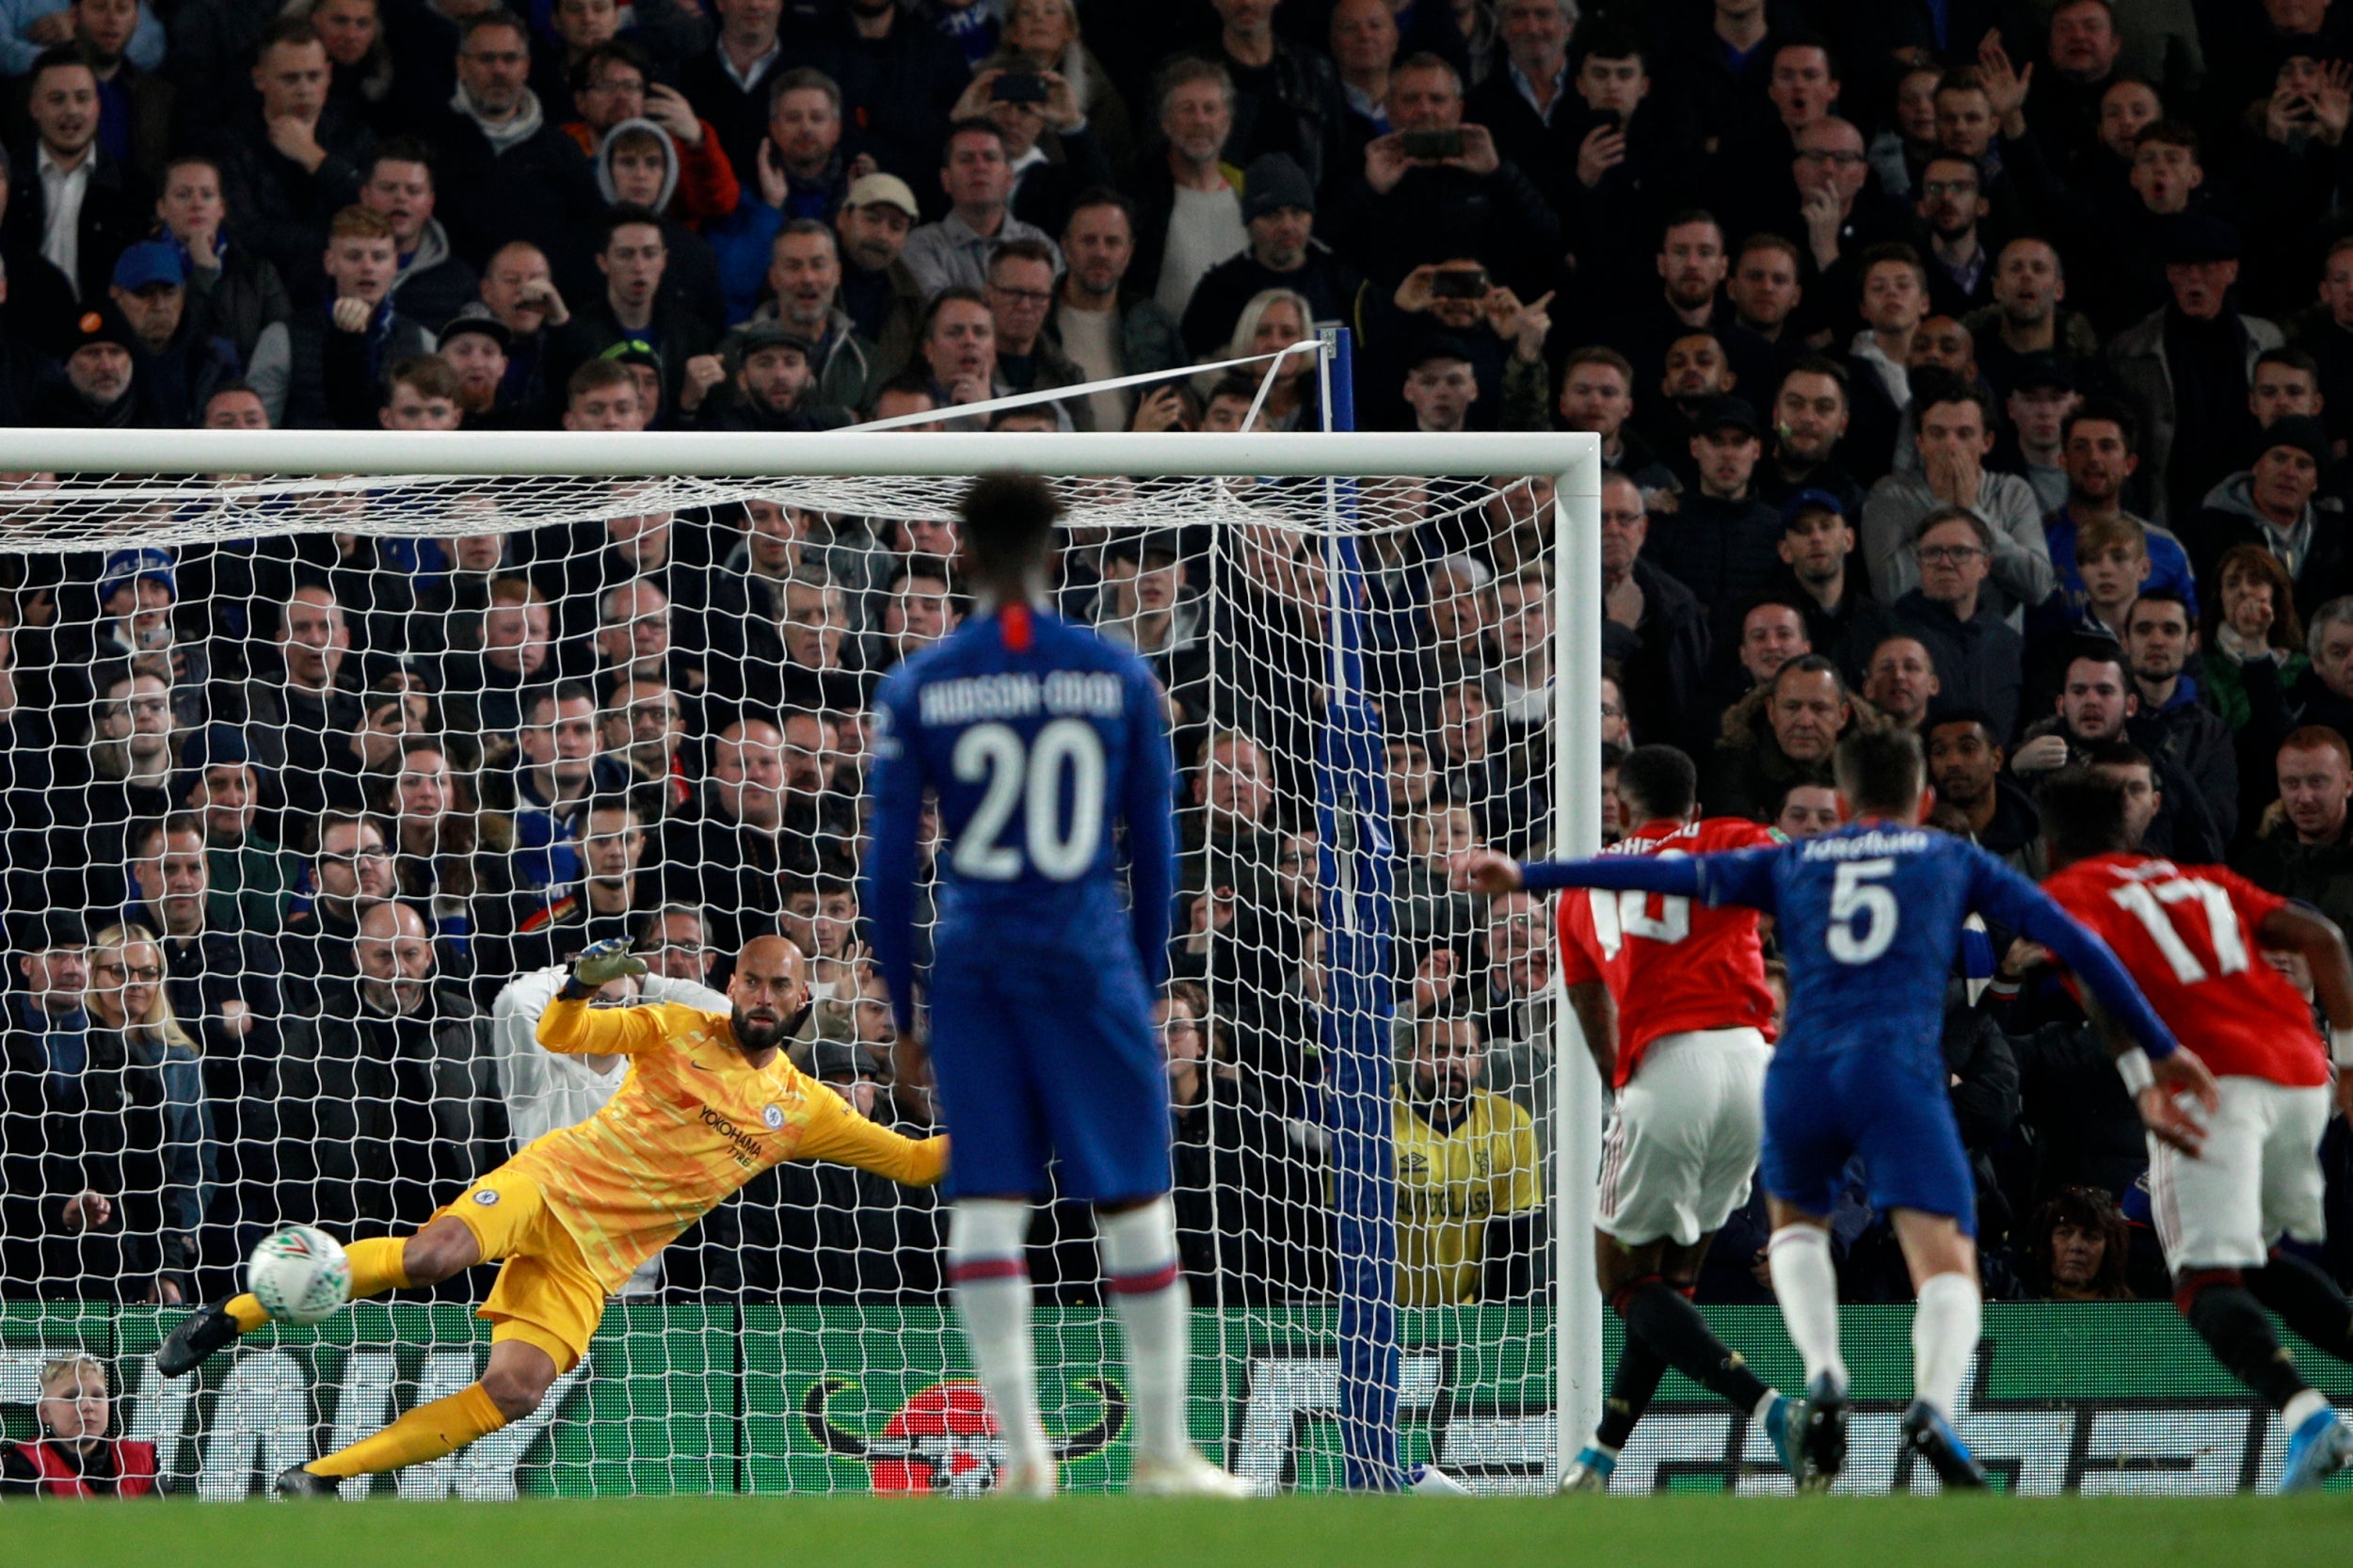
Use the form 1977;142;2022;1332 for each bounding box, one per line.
1314;325;1403;1490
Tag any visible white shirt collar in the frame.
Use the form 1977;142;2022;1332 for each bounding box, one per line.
721;38;782;93
37;141;92;181
1508;56;1569;121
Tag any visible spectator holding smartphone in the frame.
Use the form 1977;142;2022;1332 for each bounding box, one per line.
1332;53;1561;296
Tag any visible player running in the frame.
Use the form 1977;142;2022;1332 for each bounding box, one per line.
156;936;946;1496
1460;729;2213;1490
864;472;1250;1498
2036;770;2353;1491
1477;745;1804;1493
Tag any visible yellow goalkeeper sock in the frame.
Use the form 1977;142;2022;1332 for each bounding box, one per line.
344;1236;413;1300
305;1384;507;1480
229;1237;412;1332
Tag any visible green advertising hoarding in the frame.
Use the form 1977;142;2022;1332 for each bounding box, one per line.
1;1303;2346;1496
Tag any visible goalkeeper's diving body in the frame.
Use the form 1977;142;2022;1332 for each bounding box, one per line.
157;936;947;1496
864;472;1251;1498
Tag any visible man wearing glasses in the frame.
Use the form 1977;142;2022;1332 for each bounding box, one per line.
983;237;1085;424
1862;380;2055;629
425;9;601;283
1788;116;1907;277
281;809;398;994
1891;505;2029;743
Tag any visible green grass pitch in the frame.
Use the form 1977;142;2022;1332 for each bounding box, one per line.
10;1495;2346;1568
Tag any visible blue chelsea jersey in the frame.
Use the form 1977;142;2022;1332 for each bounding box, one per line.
1702;825;2079;1070
862;609;1178;1031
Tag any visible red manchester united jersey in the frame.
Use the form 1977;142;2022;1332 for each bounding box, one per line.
1555;816;1779;1087
2041;854;2328;1088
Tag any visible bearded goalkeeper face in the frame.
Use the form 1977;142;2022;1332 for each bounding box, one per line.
727;935;809;1059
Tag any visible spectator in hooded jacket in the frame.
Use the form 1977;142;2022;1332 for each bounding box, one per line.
559;40;738;226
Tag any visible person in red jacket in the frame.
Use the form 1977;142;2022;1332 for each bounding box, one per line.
0;1355;158;1497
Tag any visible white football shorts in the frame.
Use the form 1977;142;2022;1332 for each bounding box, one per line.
1595;1027;1770;1248
2148;1074;2330;1272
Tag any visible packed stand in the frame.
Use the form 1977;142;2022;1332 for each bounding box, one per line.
0;0;2351;1322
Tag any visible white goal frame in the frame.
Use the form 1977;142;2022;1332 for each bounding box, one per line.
0;426;1604;1487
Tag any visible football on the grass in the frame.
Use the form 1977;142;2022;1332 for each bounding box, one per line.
246;1226;352;1325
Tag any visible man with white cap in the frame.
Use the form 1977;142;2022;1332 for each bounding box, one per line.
835;170;927;376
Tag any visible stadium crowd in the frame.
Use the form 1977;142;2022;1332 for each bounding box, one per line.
3;0;2353;1329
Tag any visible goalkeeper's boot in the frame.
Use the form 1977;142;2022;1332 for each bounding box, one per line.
2273;1406;2353;1495
1798;1371;1848;1492
1128;1448;1257;1497
1760;1392;1807;1487
1902;1401;1989;1491
273;1465;338;1500
996;1457;1056;1499
1556;1445;1616;1494
157;1299;246;1378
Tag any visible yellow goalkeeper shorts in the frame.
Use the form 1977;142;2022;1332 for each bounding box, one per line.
438;1163;607;1374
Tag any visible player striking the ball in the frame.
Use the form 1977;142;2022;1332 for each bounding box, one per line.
1497;744;1805;1492
1460;729;2213;1490
2036;770;2353;1491
864;472;1249;1497
157;936;946;1496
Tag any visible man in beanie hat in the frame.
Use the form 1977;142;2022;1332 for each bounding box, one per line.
437;315;521;428
1180;151;1365;357
692;321;847;432
2189;414;2350;619
31;298;154;426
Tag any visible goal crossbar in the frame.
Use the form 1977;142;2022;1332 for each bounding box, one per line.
0;429;1598;483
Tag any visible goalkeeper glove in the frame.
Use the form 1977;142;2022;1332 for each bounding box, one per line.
561;936;648;1000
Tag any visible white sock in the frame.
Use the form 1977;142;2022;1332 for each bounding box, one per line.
1767;1224;1848;1390
2281;1387;2329;1432
1912;1271;1982;1422
1097;1196;1193;1464
948;1199;1051;1472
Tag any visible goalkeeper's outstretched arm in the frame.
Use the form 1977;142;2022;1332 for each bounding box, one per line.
535;994;674;1056
535;937;667;1054
796;1086;951;1187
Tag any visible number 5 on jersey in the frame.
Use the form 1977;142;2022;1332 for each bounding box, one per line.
952;718;1106;881
1828;858;1898;964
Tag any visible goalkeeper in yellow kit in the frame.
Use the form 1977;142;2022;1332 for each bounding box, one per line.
157;936;947;1496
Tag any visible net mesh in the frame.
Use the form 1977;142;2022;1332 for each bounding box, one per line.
0;460;1565;1496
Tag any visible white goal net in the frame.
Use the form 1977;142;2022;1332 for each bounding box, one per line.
0;426;1599;1497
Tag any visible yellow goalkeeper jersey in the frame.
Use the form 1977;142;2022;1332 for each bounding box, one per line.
514;996;947;1289
1392;1089;1543;1307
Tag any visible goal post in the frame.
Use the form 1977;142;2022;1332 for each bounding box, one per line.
0;424;1601;1495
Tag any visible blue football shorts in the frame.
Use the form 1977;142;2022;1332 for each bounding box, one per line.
922;929;1171;1204
1760;1045;1977;1236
